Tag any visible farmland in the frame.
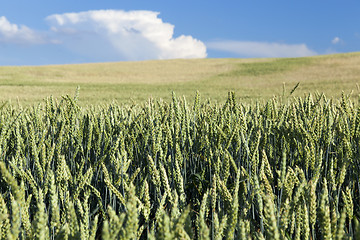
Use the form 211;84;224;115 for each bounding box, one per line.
0;52;360;239
0;52;360;105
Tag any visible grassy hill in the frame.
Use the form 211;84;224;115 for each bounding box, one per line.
1;52;360;105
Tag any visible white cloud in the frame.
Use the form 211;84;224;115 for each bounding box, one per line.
207;40;317;58
0;16;45;44
331;37;340;44
45;10;207;60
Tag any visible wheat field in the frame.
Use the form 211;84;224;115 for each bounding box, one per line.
0;52;360;239
0;89;359;239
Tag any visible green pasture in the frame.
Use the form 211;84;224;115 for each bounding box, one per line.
0;52;360;105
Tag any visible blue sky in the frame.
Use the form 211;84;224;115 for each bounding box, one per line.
0;0;359;65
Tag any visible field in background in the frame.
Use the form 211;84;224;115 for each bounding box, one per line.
0;52;360;105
